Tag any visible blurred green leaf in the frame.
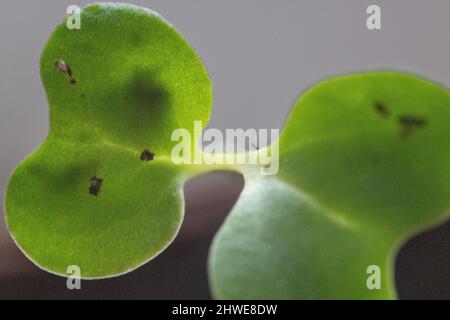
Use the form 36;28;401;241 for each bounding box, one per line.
209;73;450;299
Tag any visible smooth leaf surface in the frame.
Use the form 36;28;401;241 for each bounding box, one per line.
5;3;212;278
209;73;450;299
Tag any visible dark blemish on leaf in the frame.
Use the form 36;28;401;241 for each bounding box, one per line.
140;149;155;161
398;115;427;139
373;101;390;118
54;59;72;76
89;176;103;196
55;59;77;85
81;93;85;98
399;115;427;127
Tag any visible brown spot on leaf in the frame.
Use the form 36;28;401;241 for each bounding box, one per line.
398;115;427;139
373;101;390;118
89;176;103;196
140;149;155;161
54;59;72;76
399;115;427;127
55;59;77;85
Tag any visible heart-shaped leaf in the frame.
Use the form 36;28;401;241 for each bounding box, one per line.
5;3;212;278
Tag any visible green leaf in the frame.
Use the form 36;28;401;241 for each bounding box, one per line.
5;3;212;278
209;72;450;299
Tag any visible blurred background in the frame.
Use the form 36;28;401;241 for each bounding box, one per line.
0;0;449;299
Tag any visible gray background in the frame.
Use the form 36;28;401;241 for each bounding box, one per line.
0;0;449;299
